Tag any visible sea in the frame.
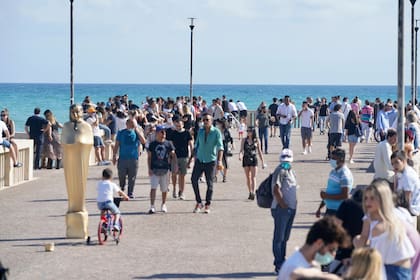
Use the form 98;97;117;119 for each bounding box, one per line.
0;83;409;132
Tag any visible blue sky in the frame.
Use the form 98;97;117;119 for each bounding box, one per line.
0;0;413;85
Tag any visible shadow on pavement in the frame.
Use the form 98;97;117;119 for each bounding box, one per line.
134;272;275;279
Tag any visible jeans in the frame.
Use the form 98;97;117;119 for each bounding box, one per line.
33;135;43;169
99;124;111;140
385;264;412;280
191;160;215;206
279;123;292;149
117;159;139;196
271;206;296;271
319;116;327;133
258;127;268;153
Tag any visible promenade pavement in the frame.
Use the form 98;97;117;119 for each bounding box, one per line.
0;128;377;280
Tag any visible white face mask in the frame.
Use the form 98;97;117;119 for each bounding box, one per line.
314;251;334;266
329;159;337;169
198;122;204;128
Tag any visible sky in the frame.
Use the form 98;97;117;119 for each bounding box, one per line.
0;0;415;85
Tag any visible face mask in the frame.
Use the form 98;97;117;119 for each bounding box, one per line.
329;159;337;169
280;162;291;170
199;122;204;128
315;252;334;266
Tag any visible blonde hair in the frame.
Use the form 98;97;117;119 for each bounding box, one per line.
363;179;406;244
345;247;382;280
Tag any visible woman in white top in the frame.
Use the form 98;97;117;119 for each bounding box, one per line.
354;179;415;280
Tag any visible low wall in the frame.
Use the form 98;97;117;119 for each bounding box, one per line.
0;139;34;190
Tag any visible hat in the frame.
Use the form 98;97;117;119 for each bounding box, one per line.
279;149;293;162
87;106;96;113
156;125;166;132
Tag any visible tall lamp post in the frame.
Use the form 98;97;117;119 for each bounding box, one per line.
398;0;405;151
415;19;419;102
411;0;417;105
188;18;196;102
70;0;74;105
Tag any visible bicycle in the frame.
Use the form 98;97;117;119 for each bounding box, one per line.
97;197;124;245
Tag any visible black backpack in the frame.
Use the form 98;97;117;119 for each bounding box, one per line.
256;173;273;208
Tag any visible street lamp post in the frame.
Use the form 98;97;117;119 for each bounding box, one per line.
411;0;417;105
398;0;405;151
188;18;196;102
70;0;74;105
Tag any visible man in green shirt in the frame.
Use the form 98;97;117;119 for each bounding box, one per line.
190;113;224;214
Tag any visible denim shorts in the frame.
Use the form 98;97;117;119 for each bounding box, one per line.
385;264;412;280
0;139;11;148
348;134;359;143
97;200;120;214
93;136;104;147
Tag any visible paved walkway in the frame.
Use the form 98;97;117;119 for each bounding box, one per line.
0;129;376;279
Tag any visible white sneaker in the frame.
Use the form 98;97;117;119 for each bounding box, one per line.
349;159;355;164
179;192;186;200
308;146;312;153
172;191;178;199
161;204;167;213
148;206;156;214
302;149;307;155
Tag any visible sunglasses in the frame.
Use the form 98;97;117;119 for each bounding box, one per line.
203;119;211;122
0;115;6;117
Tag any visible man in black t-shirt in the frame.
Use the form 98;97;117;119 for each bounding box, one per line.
25;107;49;169
166;117;193;200
268;97;279;137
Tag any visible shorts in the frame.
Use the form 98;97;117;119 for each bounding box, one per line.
93;136;104;147
175;157;188;175
301;127;312;140
150;173;169;192
239;110;248;118
347;134;359;143
0;139;11;149
328;133;342;148
97;200;120;214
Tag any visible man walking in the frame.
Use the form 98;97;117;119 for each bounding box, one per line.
276;96;297;149
112;118;146;199
298;101;314;154
326;104;345;160
271;149;298;274
25;107;49;169
166;116;194;199
190;113;224;214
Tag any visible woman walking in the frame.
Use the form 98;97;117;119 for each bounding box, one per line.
43;110;63;169
216;119;233;183
238;126;265;200
344;110;360;164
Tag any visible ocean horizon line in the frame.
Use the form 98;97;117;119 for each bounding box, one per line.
0;82;398;87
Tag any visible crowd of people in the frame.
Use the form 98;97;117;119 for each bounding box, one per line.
2;92;420;279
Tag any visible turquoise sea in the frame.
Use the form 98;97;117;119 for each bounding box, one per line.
0;83;407;131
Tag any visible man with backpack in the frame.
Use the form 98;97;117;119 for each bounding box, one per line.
271;148;298;274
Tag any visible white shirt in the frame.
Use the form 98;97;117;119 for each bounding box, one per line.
397;165;420;216
299;109;314;128
86;115;101;137
276;103;298;125
373;140;394;182
0;120;8;144
277;250;312;280
97;180;120;202
228;102;238;112
237;101;247;111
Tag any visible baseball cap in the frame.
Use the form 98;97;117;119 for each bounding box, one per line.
279;149;293;162
156;125;166;132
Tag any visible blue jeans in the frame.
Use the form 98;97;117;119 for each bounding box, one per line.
279;123;292;149
258;127;268;153
33;135;43;169
191;160;215;206
271;206;296;271
385;264;412;280
99;124;111;140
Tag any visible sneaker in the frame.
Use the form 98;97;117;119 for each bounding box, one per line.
104;139;113;145
250;193;255;200
128;194;135;199
302;149;307;155
222;176;227;183
112;224;120;232
13;162;23;168
148;206;156;214
193;203;203;213
308;146;312;154
248;192;252;200
204;205;211;214
161;204;168;213
179;192;186;200
349;159;355;164
172;191;178;199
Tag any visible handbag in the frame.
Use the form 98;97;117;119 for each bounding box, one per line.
355;125;363;137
